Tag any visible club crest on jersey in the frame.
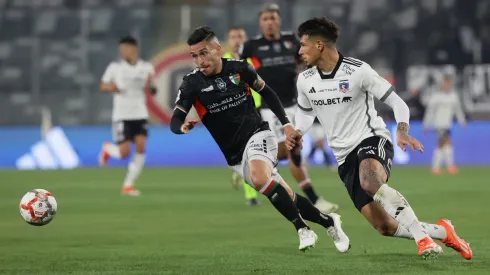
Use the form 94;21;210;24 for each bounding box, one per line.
215;78;227;92
283;41;293;49
229;73;241;85
273;43;282;53
339;81;349;93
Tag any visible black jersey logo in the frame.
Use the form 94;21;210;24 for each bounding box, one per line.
342;96;352;102
215;78;227;92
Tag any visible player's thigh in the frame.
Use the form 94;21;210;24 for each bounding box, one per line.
357;136;394;196
244;130;279;189
338;156;374;211
260;108;285;142
360;201;398;236
134;135;147;153
112;121;132;157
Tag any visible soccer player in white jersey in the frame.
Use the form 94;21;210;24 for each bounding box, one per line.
286;17;472;260
98;36;156;196
423;75;466;175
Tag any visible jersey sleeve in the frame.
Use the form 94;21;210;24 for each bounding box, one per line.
241;62;265;91
239;40;253;60
359;64;394;102
101;63;116;83
174;76;197;114
296;77;314;115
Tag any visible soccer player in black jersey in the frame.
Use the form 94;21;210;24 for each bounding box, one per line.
240;4;338;213
170;26;350;252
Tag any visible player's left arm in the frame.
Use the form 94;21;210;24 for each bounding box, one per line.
146;63;157;95
360;65;423;152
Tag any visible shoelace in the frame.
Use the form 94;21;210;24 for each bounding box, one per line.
300;229;312;239
327;226;340;242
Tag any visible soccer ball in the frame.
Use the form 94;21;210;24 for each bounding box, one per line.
19;189;57;226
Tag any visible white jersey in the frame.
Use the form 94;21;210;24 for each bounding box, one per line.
296;55;393;164
101;59;155;121
423;90;465;130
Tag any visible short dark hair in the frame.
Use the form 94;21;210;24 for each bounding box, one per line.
187;26;216;46
119;35;138;46
228;26;245;32
258;3;280;17
297;17;340;44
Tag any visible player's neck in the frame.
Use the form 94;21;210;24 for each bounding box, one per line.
264;32;280;41
317;50;339;73
125;57;138;65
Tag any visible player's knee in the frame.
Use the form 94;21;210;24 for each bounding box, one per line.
249;169;269;190
135;143;146;154
119;144;131;158
373;221;397;236
277;142;288;160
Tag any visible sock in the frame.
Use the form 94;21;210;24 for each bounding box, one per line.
432;148;442;170
243;182;258;200
445;145;454;167
105;143;122;159
394;222;447;240
260;179;309;231
373;184;428;242
294;193;334;228
123;153;145;187
298;179;319;204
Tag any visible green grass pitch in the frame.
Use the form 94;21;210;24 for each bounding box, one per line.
0;167;488;274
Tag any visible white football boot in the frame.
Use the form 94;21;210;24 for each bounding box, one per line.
326;213;350;252
298;227;318;251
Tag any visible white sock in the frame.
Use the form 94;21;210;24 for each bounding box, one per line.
394;222;447;240
123;153;145;187
432;148;442;170
445;145;454;167
104;143;121;159
373;184;429;242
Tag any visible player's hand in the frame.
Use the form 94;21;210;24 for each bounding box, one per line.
396;131;424;152
108;83;119;92
285;129;303;151
181;120;198;134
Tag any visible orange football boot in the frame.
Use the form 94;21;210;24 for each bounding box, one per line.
437;219;472;260
417;236;443;260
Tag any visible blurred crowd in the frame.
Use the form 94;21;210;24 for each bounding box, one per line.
1;0;490;125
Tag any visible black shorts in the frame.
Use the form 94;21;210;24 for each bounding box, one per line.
435;129;451;141
338;136;394;211
112;119;148;144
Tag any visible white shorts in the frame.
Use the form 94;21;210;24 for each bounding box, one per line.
310;123;325;141
230;130;279;187
260;105;297;143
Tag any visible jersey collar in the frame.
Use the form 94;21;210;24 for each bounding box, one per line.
316;52;343;79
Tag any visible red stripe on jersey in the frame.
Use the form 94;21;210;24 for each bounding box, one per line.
250;56;261;70
193;99;207;120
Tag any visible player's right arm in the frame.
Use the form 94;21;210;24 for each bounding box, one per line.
100;63;119;93
286;76;316;150
170;76;198;134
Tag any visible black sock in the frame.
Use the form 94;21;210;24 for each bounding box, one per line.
261;180;309;231
300;182;319;204
294;193;334;228
290;145;302;167
322;149;332;166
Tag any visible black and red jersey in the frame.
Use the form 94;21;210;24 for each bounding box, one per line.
175;59;269;165
240;31;301;108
